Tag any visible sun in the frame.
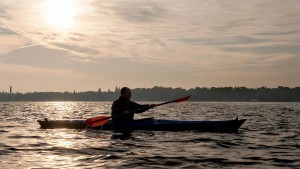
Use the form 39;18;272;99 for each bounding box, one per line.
41;0;79;29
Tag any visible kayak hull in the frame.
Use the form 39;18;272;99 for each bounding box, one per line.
37;117;246;133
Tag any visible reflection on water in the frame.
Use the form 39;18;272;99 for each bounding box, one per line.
111;131;133;140
0;102;299;168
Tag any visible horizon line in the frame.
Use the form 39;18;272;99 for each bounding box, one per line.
2;85;299;94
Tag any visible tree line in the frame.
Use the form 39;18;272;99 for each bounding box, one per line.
0;86;299;102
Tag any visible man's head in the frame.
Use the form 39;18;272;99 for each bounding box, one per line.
120;87;131;100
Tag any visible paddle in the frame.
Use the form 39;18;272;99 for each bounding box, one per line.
85;95;191;127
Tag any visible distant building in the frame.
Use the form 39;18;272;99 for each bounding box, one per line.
10;86;12;94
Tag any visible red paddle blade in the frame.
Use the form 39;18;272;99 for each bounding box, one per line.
85;116;111;127
174;95;191;103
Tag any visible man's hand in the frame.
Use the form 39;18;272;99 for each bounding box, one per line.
123;110;131;115
149;104;157;108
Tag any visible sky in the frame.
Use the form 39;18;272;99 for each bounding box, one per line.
0;0;300;92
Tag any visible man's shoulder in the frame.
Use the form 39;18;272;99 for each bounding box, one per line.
112;98;123;104
129;100;139;105
112;98;119;103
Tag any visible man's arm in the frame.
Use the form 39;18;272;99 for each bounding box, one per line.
130;102;153;113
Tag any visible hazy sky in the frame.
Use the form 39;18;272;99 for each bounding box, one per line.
1;0;299;92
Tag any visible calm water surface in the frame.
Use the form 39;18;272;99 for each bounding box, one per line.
0;102;299;168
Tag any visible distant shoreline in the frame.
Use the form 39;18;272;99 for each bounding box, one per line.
1;86;299;102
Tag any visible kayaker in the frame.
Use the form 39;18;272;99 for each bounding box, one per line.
111;87;155;123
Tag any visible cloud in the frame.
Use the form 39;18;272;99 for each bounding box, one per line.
222;44;300;56
0;34;31;55
52;43;100;56
0;27;15;34
256;30;300;36
179;36;268;46
0;45;80;70
111;2;165;22
0;3;10;19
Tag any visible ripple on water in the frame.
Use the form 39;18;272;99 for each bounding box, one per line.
0;102;299;168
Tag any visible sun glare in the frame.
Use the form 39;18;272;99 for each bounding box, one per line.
42;0;79;29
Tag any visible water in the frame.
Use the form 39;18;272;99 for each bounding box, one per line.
0;102;299;168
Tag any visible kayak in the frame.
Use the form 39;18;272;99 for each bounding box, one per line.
37;117;246;133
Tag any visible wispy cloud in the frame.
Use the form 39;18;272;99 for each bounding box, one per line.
222;44;300;55
2;0;299;64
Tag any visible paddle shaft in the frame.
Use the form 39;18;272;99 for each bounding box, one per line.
155;99;183;107
128;95;191;113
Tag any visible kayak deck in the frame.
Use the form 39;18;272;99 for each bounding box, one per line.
37;117;246;133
